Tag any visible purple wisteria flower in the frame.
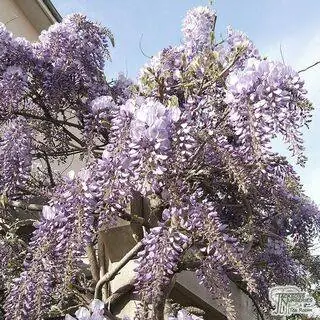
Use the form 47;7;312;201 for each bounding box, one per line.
66;299;106;320
182;6;216;51
0;117;33;196
130;97;180;150
84;95;115;146
0;66;27;115
216;27;260;68
138;45;187;98
225;57;309;164
112;73;133;103
134;226;190;318
5;170;98;319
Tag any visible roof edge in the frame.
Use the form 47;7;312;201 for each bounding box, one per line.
38;0;62;23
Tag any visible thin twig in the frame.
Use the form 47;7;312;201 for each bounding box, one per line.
0;220;9;232
42;150;56;187
32;92;86;147
94;241;143;299
279;43;285;65
187;141;206;169
298;60;320;73
255;228;284;241
15;111;83;129
61;126;86;147
35;148;84;158
200;48;243;92
139;33;152;59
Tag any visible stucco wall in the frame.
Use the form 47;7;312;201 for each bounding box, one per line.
0;0;40;41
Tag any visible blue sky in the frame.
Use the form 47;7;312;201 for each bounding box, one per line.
52;0;320;204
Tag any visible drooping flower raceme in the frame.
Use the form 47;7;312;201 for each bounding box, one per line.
84;95;115;146
182;6;216;51
225;57;310;165
5;170;98;320
0;117;33;196
0;66;27;116
88;96;181;229
216;26;260;69
36;13;112;101
112;73;133;104
138;45;187;98
134;226;190;318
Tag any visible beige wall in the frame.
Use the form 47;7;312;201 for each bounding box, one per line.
0;0;40;41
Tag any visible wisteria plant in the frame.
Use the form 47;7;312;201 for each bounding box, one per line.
0;5;319;320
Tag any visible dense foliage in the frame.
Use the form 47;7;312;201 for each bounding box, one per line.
0;5;319;320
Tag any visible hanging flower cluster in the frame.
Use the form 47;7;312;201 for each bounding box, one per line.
5;171;98;320
0;117;33;196
182;6;216;51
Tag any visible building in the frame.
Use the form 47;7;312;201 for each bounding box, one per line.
0;0;61;41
